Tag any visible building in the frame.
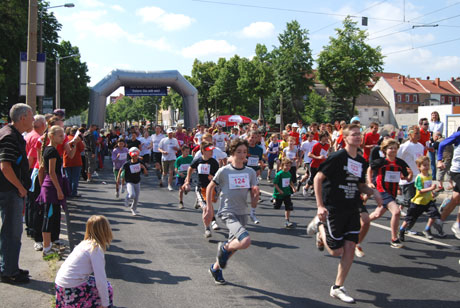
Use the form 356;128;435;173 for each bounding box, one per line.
355;91;390;126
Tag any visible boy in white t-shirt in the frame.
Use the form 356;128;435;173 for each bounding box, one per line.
298;132;317;193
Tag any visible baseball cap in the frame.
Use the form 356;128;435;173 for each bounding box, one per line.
166;128;174;133
292;123;299;128
128;147;140;156
204;145;215;151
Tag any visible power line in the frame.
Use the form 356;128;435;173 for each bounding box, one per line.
383;36;460;56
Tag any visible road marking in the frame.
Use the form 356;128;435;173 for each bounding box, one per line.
259;188;454;248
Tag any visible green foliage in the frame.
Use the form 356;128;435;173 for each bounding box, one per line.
190;59;218;124
317;17;384;118
305;91;327;124
327;96;351;123
107;95;161;125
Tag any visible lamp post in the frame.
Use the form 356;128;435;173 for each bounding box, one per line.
26;0;38;112
56;54;79;109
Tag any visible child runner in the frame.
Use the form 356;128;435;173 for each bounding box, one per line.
204;139;259;285
111;138;129;198
55;215;113;308
267;133;280;182
306;124;382;303
117;147;148;216
150;125;165;184
158;128;180;191
307;131;330;196
246;131;264;224
399;156;445;241
175;145;193;209
273;158;296;228
298;132;317;194
183;141;220;238
362;122;380;162
282;136;300;185
368;139;412;248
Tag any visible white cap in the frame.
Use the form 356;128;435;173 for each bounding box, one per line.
292;123;299;128
166;128;174;133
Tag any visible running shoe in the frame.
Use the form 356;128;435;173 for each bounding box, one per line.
194;199;200;209
355;245;365;258
316;232;324;251
204;228;212;238
302;187;307;197
42;246;57;257
285;221;294;228
398;229;405;242
159;181;164;187
168;185;174;191
34;242;43;251
53;239;65;246
216;242;230;269
121;185;125;193
422;229;434;240
330;286;355;303
209;265;226;285
439;198;451;213
390;239;404;248
130;208;137;216
309;189;315;197
451;223;460;239
211;220;220;230
179;201;184;209
115;190;119;198
307;216;320;235
250;212;260;224
433;220;446;237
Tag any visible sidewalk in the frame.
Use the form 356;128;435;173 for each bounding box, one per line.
0;208;71;308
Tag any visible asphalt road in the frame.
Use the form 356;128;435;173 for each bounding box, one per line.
67;162;460;308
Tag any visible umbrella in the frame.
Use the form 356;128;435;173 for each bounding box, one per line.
213;115;253;127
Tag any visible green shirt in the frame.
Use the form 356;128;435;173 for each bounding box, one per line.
411;174;433;205
273;170;293;198
174;155;193;178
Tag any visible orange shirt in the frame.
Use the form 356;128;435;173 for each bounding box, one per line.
63;136;85;167
419;128;431;155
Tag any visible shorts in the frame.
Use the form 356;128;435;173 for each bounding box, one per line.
308;167;319;186
268;158;278;170
152;152;162;164
450;172;460;193
176;176;185;187
380;191;397;208
405;201;440;226
358;202;368;214
324;207;360;250
142;153;150;163
162;160;175;174
274;195;293;211
196;186;217;208
220;213;249;242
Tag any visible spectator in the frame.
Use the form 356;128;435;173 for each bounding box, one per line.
64;127;85;197
0;103;34;284
429;111;444;135
83;125;97;182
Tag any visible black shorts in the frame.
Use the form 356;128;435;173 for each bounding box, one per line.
152;152;162;164
274;195;293;211
324;207;360;250
175;176;185;187
289;166;297;184
358;203;368;214
142;153;150;163
405;201;440;225
308;167;319;186
451;172;460;193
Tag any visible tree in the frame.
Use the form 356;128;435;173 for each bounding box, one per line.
272;20;314;124
317;17;384;119
305;91;327;124
191;59;218;124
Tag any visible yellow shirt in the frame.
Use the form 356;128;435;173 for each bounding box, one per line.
411;174;433;205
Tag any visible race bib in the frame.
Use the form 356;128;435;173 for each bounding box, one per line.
384;171;401;183
286;151;296;159
282;177;290;188
423;180;432;189
229;173;250;189
129;163;141;174
347;159;362;177
179;164;190;171
119;153;127;160
197;163;210;174
320;149;328;158
247;156;259;166
272;146;279;153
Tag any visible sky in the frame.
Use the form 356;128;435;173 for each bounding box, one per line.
50;0;460;92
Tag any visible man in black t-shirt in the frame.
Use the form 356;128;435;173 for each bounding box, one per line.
306;124;382;304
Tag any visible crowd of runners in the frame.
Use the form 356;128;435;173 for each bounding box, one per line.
2;104;460;305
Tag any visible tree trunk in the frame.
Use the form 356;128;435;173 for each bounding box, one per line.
258;96;264;121
351;97;357;119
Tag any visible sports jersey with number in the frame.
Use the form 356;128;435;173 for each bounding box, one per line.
371;157;409;198
273;170;293;198
190;156;219;188
122;160;145;184
310;142;330;168
174;155;193;178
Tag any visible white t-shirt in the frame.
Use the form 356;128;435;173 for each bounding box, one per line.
194;132;205;145
397;140;424;185
55;240;109;307
151;133;165;153
300;140;318;163
213;133;228;151
158;137;180;161
139;137;152;156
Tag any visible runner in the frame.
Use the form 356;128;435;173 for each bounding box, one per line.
204;138;259;285
246;131;264;224
282;136;300;185
158;128;180;191
362;122;380;162
267;133;280;182
174;145;193;209
306;124;382;303
273;158;296;228
183;141;220;238
212;125;229;152
111;138;129;198
307;131;330;196
150;125;165;185
298;132;317;195
139;130;152;169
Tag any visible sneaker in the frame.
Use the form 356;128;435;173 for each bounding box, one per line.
216;242;231;269
179;201;184;209
0;272;30;284
92;171;99;177
130;209;137;216
302;187;307;197
250;212;260;224
399;229;405;242
390;239;404;248
307;216;320;235
433;220;446;237
451;223;460;239
53;239;65;246
439;198;451;213
211;221;220;230
355;245;365;258
204;228;212;238
285;221;294;228
194;199;200;209
168;185;174;191
330;286;355;303
121;185;125;193
209;265;226;285
33;242;43;251
42;246;56;257
423;229;433;240
115;191;119;198
316;232;324;251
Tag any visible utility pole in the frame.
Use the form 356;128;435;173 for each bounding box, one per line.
26;0;38;112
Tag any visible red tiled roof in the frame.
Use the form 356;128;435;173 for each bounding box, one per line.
415;79;460;95
383;76;425;93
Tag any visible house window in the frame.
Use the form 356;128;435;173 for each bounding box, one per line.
381;110;384;117
397;94;402;102
449;96;453;103
373;108;378;116
441;96;445;104
405;94;410;102
456;97;459;104
413;95;418;102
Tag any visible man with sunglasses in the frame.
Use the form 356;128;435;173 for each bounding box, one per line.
419;118;434;156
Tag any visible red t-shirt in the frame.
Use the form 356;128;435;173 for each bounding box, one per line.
312;131;319;141
363;132;380;162
289;131;300;145
310;142;330;168
419;128;431;155
63;135;85;167
25;130;42;168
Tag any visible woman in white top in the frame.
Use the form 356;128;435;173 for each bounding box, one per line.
139;130;152;168
55;215;113;308
429;111;444;135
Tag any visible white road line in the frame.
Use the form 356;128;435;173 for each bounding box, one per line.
259;189;454;248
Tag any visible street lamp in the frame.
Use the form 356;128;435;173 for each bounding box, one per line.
56;54;79;109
